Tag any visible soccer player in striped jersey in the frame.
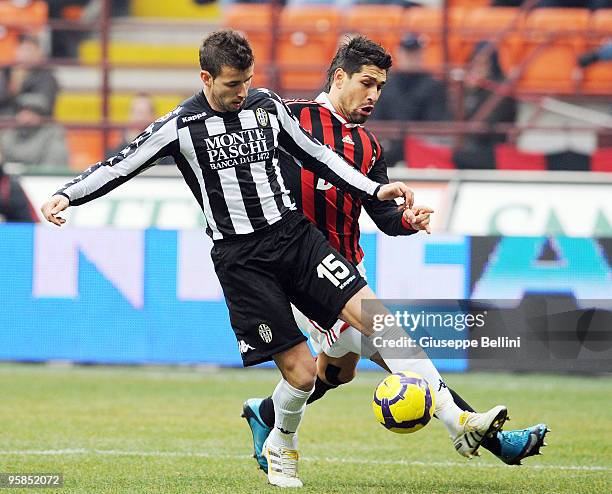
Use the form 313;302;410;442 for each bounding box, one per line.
242;36;548;474
40;30;422;488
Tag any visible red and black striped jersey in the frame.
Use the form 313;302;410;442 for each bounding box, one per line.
280;93;416;265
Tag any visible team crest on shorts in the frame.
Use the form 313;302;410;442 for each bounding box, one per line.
258;323;273;343
256;108;269;127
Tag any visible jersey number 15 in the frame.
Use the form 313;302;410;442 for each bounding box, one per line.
317;253;350;287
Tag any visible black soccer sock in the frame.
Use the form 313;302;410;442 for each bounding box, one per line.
449;387;475;412
306;376;338;405
259;396;275;429
450;387;501;454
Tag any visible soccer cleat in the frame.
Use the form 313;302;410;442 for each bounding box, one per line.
241;398;272;473
495;424;550;465
263;438;303;488
453;405;508;459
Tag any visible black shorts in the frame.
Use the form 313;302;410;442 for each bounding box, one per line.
211;211;367;367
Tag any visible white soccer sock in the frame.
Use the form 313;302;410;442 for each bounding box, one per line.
382;357;464;437
267;378;314;449
369;324;465;438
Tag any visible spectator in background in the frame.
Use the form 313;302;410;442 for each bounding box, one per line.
371;34;449;165
0;34;59;116
48;0;129;58
0;93;69;169
578;40;612;68
0;144;39;223
452;42;517;170
590;0;612;8
48;0;89;58
106;92;174;164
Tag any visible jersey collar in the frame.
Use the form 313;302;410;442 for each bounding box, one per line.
315;92;361;128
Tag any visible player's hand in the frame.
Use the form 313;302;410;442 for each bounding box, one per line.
41;195;69;227
405;205;434;234
377;182;414;209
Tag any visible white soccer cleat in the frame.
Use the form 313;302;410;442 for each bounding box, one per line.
263;438;303;488
453;405;508;459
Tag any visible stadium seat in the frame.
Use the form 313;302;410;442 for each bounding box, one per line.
223;4;274;88
461;7;525;72
0;0;48;28
277;6;341;92
54;93;184;124
65;129;122;170
78;40;196;67
404;137;454;169
65;129;105;170
448;0;489;7
581;58;612;95
0;27;19;65
130;0;220;19
591;8;612;38
400;7;467;70
495;144;546;171
344;5;404;54
591;147;612;172
61;4;85;21
515;8;590;94
581;10;612;95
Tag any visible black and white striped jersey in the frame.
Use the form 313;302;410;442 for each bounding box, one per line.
56;88;382;241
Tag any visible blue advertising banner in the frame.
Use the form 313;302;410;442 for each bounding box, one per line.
1;225;610;372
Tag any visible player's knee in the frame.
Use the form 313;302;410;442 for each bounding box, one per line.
275;341;317;391
284;356;316;392
293;362;316;391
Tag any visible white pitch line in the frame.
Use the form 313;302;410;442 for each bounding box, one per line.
0;449;609;472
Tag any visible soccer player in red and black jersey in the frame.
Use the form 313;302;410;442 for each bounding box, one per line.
280;82;426;266
243;36;548;473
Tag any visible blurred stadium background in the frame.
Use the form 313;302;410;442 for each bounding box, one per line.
0;1;611;492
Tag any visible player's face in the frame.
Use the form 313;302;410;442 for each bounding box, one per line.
338;65;387;124
201;64;254;113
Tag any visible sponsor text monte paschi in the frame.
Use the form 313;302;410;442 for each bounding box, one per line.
205;129;270;170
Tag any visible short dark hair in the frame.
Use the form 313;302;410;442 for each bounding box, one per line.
199;30;254;78
325;36;392;91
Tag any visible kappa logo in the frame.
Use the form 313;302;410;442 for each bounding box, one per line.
182;111;207;123
258;323;273;343
256;108;269;127
238;340;255;354
342;135;355;146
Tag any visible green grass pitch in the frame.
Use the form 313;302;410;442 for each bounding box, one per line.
1;364;610;493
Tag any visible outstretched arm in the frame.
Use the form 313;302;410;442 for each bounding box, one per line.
363;150;428;234
41;109;180;226
266;90;412;207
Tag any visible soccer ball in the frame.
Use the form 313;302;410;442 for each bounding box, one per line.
372;371;436;434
